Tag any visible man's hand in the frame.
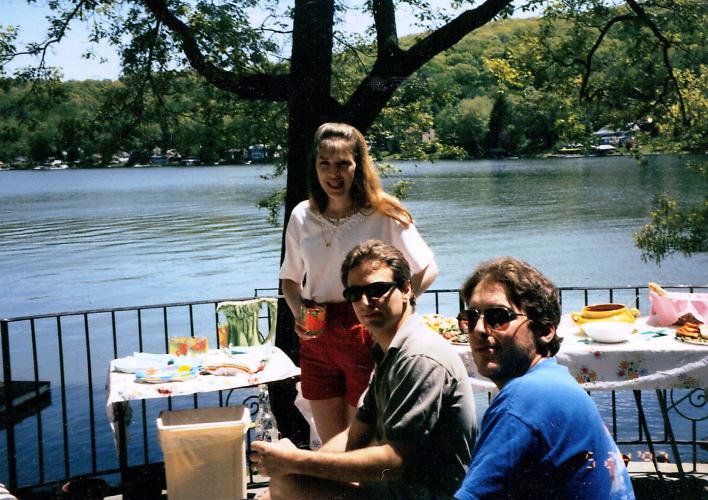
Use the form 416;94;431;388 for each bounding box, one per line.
251;438;299;477
252;432;405;484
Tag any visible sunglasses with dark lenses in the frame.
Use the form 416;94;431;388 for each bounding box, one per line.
457;307;527;332
343;281;398;303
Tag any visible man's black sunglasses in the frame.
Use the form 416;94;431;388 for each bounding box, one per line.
457;307;527;332
343;281;398;303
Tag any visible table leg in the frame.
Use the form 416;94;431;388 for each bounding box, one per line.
655;389;685;479
633;390;666;482
113;402;134;499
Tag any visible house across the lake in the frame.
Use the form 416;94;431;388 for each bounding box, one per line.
593;125;638;148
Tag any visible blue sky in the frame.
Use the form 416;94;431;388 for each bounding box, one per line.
4;1;534;81
5;0;122;80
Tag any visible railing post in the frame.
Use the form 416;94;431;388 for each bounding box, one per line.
1;319;18;492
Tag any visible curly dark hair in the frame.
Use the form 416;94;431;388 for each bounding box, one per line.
461;257;562;356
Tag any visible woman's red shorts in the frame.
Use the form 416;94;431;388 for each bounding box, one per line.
299;301;375;407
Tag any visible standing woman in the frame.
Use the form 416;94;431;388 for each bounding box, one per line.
280;122;438;444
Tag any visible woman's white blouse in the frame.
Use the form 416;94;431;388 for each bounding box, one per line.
280;200;435;303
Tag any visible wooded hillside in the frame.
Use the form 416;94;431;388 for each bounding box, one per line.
2;13;704;167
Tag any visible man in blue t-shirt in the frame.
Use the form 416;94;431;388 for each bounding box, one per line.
455;257;635;499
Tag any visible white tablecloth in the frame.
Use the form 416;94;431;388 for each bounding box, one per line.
454;316;708;392
106;346;300;443
107;346;300;406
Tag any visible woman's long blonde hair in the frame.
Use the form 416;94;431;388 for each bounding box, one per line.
307;122;413;227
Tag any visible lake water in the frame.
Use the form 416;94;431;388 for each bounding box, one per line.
2;155;707;319
1;155;707;487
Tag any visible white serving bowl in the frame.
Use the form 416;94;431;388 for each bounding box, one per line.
580;321;635;343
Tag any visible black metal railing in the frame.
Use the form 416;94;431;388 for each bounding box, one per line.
2;285;707;496
1;296;279;496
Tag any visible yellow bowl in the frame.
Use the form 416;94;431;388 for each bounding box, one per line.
571;304;639;325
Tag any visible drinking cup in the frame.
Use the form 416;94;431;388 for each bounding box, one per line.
169;336;189;356
303;305;326;337
189;336;208;355
217;323;230;348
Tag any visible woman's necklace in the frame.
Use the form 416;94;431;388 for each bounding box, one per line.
320;222;337;247
319;207;356;247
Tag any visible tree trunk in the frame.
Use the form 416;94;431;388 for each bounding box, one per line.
271;0;338;447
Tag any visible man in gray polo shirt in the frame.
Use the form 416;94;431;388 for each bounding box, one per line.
251;240;477;499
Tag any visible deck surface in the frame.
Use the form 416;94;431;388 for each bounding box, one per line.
100;468;707;499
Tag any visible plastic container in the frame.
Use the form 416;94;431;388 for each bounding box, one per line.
157;406;251;500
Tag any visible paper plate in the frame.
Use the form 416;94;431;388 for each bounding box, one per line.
113;357;159;374
135;364;200;383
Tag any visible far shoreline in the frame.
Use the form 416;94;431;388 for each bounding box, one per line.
1;151;694;171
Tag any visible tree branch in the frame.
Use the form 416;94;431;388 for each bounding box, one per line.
123;19;163;125
624;0;687;125
331;34;374;95
372;0;402;61
344;0;513;129
578;14;635;100
9;0;88;75
140;0;289;101
403;0;514;67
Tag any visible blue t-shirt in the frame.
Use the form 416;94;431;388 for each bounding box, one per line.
456;358;635;499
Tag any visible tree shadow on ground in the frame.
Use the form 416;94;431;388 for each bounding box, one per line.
632;475;708;500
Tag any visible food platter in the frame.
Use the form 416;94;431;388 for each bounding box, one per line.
674;320;707;345
676;335;708;346
422;313;467;345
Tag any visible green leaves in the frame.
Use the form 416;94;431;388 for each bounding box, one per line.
0;25;19;73
256;187;286;227
634;192;708;263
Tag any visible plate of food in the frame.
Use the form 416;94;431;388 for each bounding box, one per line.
448;335;470;346
201;350;268;374
677;336;708;346
675;322;707;346
422;313;469;345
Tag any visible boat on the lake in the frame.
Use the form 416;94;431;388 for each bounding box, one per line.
593;144;619;155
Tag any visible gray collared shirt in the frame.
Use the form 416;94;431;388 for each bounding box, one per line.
357;313;477;499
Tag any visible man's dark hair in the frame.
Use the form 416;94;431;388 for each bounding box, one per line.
461;257;562;356
340;240;414;305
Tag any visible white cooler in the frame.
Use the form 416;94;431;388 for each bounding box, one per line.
157;406;251;500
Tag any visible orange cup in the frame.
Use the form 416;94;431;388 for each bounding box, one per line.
303;305;326;337
169;336;189;356
217;323;229;348
189;336;208;355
